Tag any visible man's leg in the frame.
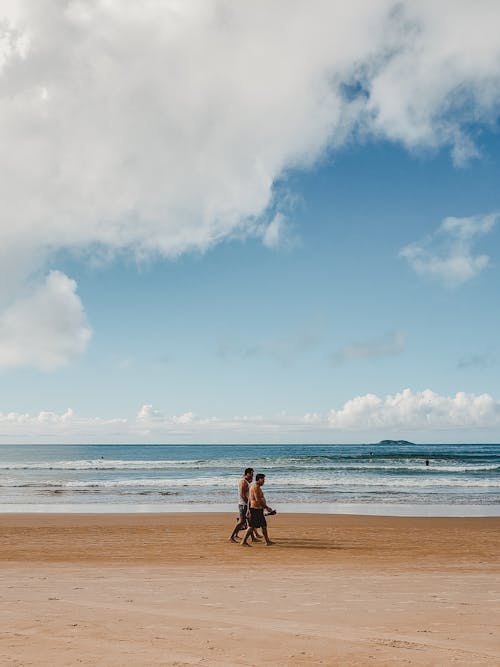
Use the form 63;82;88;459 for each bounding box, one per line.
240;525;253;546
250;528;262;542
230;506;248;542
261;525;274;546
229;518;246;542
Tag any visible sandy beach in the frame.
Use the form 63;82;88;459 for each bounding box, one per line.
1;512;499;666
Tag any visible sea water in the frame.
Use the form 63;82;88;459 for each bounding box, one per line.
0;443;499;515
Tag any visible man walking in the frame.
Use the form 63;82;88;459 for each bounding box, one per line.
229;467;257;543
241;473;275;546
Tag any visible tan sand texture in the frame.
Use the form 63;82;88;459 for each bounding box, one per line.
1;513;499;665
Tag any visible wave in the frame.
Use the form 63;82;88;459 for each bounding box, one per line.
2;474;500;489
343;463;500;473
0;476;234;489
0;459;215;471
1;458;498;473
0;458;296;471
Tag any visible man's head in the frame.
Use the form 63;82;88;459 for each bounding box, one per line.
244;467;254;480
255;473;265;485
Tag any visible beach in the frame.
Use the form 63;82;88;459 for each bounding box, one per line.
1;513;499;666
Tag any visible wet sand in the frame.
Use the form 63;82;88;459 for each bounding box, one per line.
1;513;499;665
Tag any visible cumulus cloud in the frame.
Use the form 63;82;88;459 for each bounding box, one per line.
2;2;500;366
137;405;194;425
2;0;500;266
0;271;91;370
3;388;500;443
332;330;406;365
364;3;500;165
328;388;500;430
400;213;498;286
0;407;127;442
0;404;324;443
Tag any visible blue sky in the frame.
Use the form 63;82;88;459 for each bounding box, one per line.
1;2;500;443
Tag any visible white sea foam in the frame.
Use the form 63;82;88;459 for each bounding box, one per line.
335;463;500;472
0;459;218;470
0;476;232;489
2;474;500;489
0;458;497;473
1;445;499;513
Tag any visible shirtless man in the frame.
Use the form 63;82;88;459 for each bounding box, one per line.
229;468;262;543
241;473;275;546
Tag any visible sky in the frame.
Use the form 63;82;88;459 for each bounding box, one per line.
1;0;500;444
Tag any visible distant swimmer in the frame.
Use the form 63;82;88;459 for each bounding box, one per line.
425;459;430;466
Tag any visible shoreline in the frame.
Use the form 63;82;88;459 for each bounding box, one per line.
1;501;500;516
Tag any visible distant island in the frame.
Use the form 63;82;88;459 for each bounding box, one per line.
375;440;415;446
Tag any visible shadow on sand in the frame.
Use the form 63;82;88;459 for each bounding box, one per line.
272;538;342;550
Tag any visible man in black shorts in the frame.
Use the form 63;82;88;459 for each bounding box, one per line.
229;468;263;543
229;467;254;542
241;473;275;546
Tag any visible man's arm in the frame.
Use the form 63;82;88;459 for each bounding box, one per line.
239;478;249;504
246;483;254;517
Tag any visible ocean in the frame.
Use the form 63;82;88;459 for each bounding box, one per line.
1;443;499;516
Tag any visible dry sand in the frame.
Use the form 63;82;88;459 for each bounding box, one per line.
1;512;499;666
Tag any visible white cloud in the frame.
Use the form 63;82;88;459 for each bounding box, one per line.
137;404;161;421
173;411;195;425
137;405;194;425
328;388;500;430
400;213;498;286
364;2;500;164
333;330;406;365
0;270;91;370
2;2;500;366
3;389;500;443
1;1;500;267
0;406;127;442
262;213;296;249
0;407;74;425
